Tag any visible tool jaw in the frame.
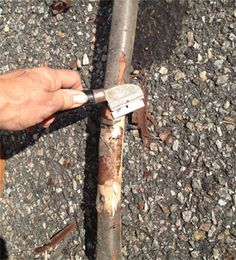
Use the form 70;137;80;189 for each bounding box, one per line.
105;84;144;119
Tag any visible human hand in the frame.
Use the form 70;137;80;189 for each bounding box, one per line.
0;67;87;131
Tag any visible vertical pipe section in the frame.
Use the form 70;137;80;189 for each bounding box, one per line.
96;0;139;259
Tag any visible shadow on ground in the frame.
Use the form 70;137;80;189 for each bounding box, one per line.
0;237;8;259
82;0;112;259
133;0;188;68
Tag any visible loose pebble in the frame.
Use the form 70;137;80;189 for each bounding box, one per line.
82;53;89;65
159;66;168;75
199;71;207;81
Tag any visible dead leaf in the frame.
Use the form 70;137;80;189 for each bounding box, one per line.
138;201;144;210
143;171;152;179
159;129;172;144
63;159;70;167
51;0;72;15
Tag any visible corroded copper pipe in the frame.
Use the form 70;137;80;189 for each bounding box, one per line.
96;0;139;259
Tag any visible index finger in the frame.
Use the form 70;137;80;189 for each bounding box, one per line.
53;69;82;90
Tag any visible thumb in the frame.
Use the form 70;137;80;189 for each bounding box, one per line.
52;89;88;111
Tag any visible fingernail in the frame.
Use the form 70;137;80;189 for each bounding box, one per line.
73;92;88;105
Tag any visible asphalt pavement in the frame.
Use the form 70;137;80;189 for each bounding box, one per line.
0;0;236;259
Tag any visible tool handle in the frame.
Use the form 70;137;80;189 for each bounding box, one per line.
83;90;96;104
83;89;106;104
54;89;106;116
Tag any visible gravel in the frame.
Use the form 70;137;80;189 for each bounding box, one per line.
0;0;236;259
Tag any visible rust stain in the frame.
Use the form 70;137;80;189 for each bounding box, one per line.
102;106;114;121
99;156;115;185
115;135;123;176
98;138;123;185
0;143;5;197
116;52;126;85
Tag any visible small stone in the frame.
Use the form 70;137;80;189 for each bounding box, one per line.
217;231;226;240
72;179;77;191
214;60;224;69
87;3;93;12
45;36;51;44
172;140;179;151
56;187;62;193
199;223;211;232
82;54;89;65
132;69;140;75
59;157;64;165
182;210;192;222
176;114;184;121
150;142;158;151
190;251;200;258
192;178;202;190
212;248;220;259
192;98;200;106
208;48;213;59
3;24;9;32
199;71;207;81
56;14;63;21
197;53;202;62
229;33;236;42
223;101;230;109
101;54;107;62
174;70;184;81
132;129;139;138
177;192;185;204
212;161;220;170
208;225;216;238
187;31;194;46
56;31;65;38
230;227;236;237
160;75;168;83
33;134;39;140
159;66;168;75
170;204;178;212
193;42;200;49
195;122;203;131
218;188;231;201
186;122;195;131
218;199;227;206
193;230;206;241
216;74;229;85
77;59;82;68
215;140;222;150
232;194;236;205
217;126;222;136
171;83;183;89
233;9;236;18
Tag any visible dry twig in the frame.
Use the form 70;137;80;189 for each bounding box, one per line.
35;222;76;254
